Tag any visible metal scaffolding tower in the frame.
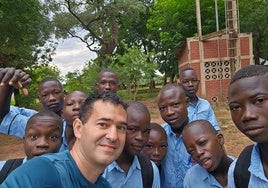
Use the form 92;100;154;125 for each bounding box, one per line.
225;0;240;76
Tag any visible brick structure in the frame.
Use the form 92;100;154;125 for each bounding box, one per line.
176;32;253;103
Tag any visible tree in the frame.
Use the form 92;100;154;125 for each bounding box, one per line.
118;0;155;54
111;43;157;100
63;60;100;94
0;0;55;68
147;0;225;82
47;0;146;67
239;0;268;64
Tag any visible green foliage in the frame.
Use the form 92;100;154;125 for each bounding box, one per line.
117;87;159;101
63;71;83;93
239;0;268;63
47;0;146;66
64;60;101;94
146;0;225;81
0;0;54;67
111;43;157;100
221;118;228;126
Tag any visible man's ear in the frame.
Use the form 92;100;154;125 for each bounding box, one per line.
185;96;190;107
73;118;83;139
217;132;224;146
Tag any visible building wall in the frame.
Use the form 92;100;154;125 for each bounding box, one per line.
178;33;253;103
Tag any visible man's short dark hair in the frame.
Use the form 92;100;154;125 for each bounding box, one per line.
79;92;127;124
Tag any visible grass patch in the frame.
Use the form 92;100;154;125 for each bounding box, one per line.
117;87;160;100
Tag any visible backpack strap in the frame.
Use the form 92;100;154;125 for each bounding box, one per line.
0;158;24;183
234;144;254;188
7;113;19;135
137;153;153;188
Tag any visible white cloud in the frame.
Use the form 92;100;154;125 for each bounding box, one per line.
51;38;97;76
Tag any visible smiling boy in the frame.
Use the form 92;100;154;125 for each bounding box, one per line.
157;83;194;188
102;101;160;188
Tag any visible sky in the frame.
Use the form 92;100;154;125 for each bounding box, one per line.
51;38;97;76
51;37;164;77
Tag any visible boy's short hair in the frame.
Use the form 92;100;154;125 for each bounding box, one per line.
126;101;150;118
98;69;119;81
79;92;127;124
38;77;62;87
26;110;63;134
149;123;167;138
183;119;217;135
230;65;268;84
179;67;196;74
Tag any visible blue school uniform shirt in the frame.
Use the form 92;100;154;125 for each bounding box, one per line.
160;123;195;188
0;106;37;138
0;105;68;152
188;97;220;131
228;144;268;188
184;156;236;188
102;155;160;188
1;151;111;188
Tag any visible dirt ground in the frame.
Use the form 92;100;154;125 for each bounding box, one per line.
0;97;253;161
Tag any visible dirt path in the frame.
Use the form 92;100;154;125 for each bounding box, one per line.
0;98;253;160
0;134;24;160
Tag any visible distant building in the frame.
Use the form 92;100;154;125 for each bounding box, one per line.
175;31;253;103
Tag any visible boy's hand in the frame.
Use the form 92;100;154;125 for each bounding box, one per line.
0;68;32;95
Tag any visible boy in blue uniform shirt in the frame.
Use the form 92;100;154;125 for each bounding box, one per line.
179;67;220;131
182;120;234;188
227;65;268;187
102;101;160;188
157;83;194;188
0;110;63;183
142;122;168;168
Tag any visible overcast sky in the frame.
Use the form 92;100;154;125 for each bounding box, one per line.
51;38;97;76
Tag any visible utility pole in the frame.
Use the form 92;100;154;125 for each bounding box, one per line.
195;0;202;40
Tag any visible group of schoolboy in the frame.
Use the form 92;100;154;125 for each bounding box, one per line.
0;65;267;188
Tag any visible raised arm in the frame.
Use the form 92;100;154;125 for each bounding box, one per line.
0;68;31;123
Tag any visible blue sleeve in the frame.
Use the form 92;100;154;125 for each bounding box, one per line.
1;157;61;187
0;106;37;138
227;159;236;188
207;105;220;131
10;106;37;117
0;161;6;171
183;168;192;188
151;161;161;188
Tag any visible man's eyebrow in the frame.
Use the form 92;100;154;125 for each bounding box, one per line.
97;118;111;121
97;117;127;126
97;117;124;122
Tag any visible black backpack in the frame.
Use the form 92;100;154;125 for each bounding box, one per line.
137;153;154;188
234;144;253;188
0;158;24;184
